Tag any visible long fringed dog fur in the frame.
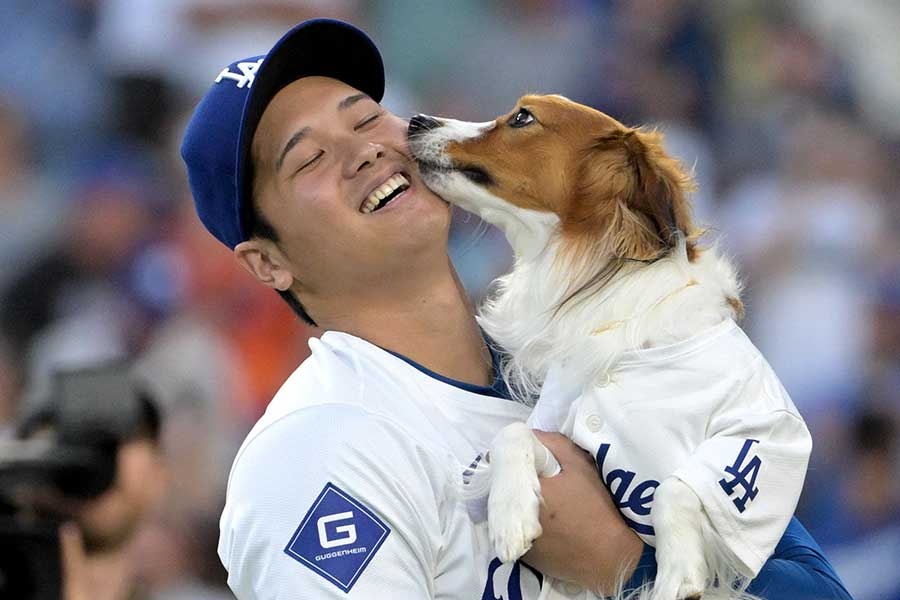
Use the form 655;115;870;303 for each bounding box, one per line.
408;96;809;600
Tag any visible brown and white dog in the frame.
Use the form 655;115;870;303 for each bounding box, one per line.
407;96;810;600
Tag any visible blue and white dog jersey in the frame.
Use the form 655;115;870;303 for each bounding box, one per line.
529;319;812;578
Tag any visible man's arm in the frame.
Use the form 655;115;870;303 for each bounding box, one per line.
621;518;852;599
220;404;442;599
745;518;851;600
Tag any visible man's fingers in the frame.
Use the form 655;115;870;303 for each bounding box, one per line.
531;430;567;447
60;522;88;600
533;430;596;472
531;429;613;511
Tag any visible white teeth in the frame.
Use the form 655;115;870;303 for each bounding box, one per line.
360;173;410;213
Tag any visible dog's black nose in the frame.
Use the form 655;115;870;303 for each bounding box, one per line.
408;114;442;136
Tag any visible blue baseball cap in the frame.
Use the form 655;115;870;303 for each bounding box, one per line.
181;19;385;249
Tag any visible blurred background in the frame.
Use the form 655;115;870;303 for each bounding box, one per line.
0;0;897;598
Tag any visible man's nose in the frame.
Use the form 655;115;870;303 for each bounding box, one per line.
408;114;442;137
347;141;385;176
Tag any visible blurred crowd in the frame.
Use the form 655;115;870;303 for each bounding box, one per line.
0;1;898;598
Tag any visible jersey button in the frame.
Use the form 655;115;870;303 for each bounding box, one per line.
586;414;604;432
597;372;612;387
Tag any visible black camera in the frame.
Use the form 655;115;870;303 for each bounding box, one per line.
0;364;158;600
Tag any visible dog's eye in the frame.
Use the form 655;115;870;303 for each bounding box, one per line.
508;108;535;128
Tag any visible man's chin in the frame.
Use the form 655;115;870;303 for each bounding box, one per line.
80;517;140;555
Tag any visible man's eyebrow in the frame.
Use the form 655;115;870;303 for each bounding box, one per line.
275;94;371;173
338;93;370;111
276;126;311;173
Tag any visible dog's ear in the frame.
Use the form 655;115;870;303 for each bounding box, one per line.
619;129;696;247
574;127;698;260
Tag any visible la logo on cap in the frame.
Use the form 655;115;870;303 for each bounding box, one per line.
215;58;264;88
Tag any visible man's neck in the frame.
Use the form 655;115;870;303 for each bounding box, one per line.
316;265;493;387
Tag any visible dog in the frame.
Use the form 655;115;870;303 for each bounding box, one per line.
407;95;812;599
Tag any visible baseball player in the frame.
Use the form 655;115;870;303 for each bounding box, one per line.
180;19;851;599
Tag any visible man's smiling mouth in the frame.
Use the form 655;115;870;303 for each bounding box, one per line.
360;173;411;214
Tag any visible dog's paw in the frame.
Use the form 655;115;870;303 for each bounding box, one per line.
651;565;705;600
487;467;543;563
651;478;709;600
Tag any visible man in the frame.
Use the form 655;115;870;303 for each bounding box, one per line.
181;19;851;599
10;364;167;600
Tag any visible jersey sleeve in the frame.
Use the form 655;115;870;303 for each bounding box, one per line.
218;404;451;599
671;359;813;577
623;517;851;600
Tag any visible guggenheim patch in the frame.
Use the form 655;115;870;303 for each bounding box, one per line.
284;482;391;592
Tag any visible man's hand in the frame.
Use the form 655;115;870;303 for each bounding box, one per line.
60;522;90;600
522;431;643;596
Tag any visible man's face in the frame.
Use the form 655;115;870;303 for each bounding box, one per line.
77;438;167;554
248;76;451;305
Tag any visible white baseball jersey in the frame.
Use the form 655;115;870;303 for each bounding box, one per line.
529;319;812;578
219;331;563;599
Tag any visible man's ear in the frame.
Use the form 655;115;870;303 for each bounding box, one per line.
234;240;294;291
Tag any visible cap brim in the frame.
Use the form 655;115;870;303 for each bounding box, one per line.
235;19;384;237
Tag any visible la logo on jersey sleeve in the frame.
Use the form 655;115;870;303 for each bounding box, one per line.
284;482;391;592
718;438;762;513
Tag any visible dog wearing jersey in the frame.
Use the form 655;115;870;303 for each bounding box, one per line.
407;96;812;600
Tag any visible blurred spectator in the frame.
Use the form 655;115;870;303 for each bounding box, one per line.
0;99;68;292
0;146;169;392
793;0;900;135
715;4;856;182
0;0;107;162
590;0;720;131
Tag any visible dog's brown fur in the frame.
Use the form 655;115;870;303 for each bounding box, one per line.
445;95;702;263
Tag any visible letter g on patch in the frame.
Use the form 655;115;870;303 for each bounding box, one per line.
317;511;358;548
